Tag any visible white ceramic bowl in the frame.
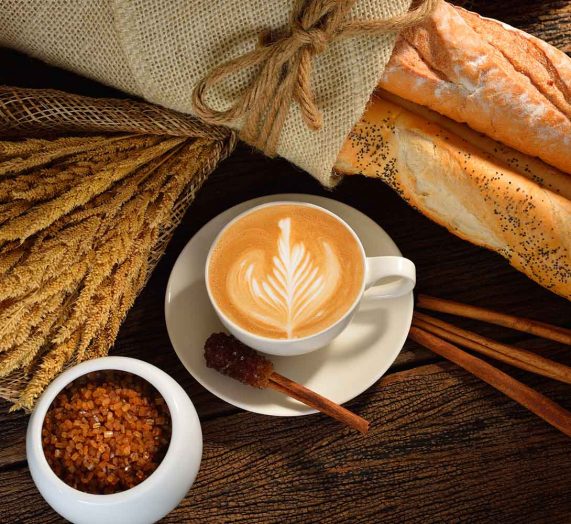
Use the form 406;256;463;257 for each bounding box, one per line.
26;357;202;524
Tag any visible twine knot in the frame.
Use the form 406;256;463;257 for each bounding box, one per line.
192;0;438;157
290;24;329;55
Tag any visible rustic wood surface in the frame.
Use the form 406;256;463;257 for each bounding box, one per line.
1;2;571;522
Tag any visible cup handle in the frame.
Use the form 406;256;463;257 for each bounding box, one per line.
364;256;416;299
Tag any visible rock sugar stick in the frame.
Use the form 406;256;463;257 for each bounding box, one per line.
204;334;369;434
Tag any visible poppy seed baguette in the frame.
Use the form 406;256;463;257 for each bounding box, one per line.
335;94;571;299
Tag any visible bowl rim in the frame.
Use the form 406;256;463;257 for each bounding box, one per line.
28;356;201;502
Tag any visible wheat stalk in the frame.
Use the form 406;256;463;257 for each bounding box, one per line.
0;293;66;378
14;331;82;411
54;163;176;339
0;136;107;162
0;255;90;342
0;136;121;176
76;230;152;362
51;201;150;344
0;200;32;224
0;118;235;410
0;217;100;302
0;244;24;276
0;138;185;242
83;249;148;362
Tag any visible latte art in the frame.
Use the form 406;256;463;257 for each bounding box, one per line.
208;204;364;339
232;217;341;338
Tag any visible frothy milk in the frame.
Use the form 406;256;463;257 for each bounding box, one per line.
207;204;364;339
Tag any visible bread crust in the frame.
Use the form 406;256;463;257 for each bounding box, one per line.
378;1;571;174
336;94;571;299
377;89;571;201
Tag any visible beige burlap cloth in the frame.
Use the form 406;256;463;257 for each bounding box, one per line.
0;0;410;186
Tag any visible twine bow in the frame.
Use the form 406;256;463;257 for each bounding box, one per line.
192;0;438;156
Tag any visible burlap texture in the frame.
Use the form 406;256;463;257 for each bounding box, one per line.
0;0;410;186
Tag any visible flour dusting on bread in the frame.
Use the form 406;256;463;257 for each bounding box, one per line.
378;1;571;174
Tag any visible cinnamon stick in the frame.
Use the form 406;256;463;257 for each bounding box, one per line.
416;295;571;345
412;312;571;385
409;327;571;438
268;373;369;434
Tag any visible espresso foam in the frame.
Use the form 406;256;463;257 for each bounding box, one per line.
208;204;364;339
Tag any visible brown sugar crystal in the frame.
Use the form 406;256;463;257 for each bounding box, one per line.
42;370;171;494
204;333;274;388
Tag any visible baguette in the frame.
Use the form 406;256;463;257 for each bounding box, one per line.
335;93;571;299
379;1;571;175
378;89;571;201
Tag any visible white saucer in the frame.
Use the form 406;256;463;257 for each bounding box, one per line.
165;194;413;416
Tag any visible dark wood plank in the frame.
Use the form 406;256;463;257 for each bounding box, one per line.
184;365;571;524
2;361;570;523
0;468;64;524
2;327;569;469
455;0;571;53
0;406;26;469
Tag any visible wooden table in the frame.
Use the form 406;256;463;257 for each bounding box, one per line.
1;2;570;522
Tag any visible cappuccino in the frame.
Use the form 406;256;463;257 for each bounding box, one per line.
207;203;364;339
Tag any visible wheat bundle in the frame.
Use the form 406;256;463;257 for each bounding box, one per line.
0;87;236;410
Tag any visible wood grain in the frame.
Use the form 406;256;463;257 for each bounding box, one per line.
176;363;571;524
409;327;571;437
455;1;571;53
1;1;571;523
1;362;570;523
2;335;569;470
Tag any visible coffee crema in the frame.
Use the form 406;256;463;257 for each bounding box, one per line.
208;204;364;339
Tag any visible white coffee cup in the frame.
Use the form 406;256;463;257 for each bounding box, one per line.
205;201;415;356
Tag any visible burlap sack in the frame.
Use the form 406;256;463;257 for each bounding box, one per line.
0;0;410;186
